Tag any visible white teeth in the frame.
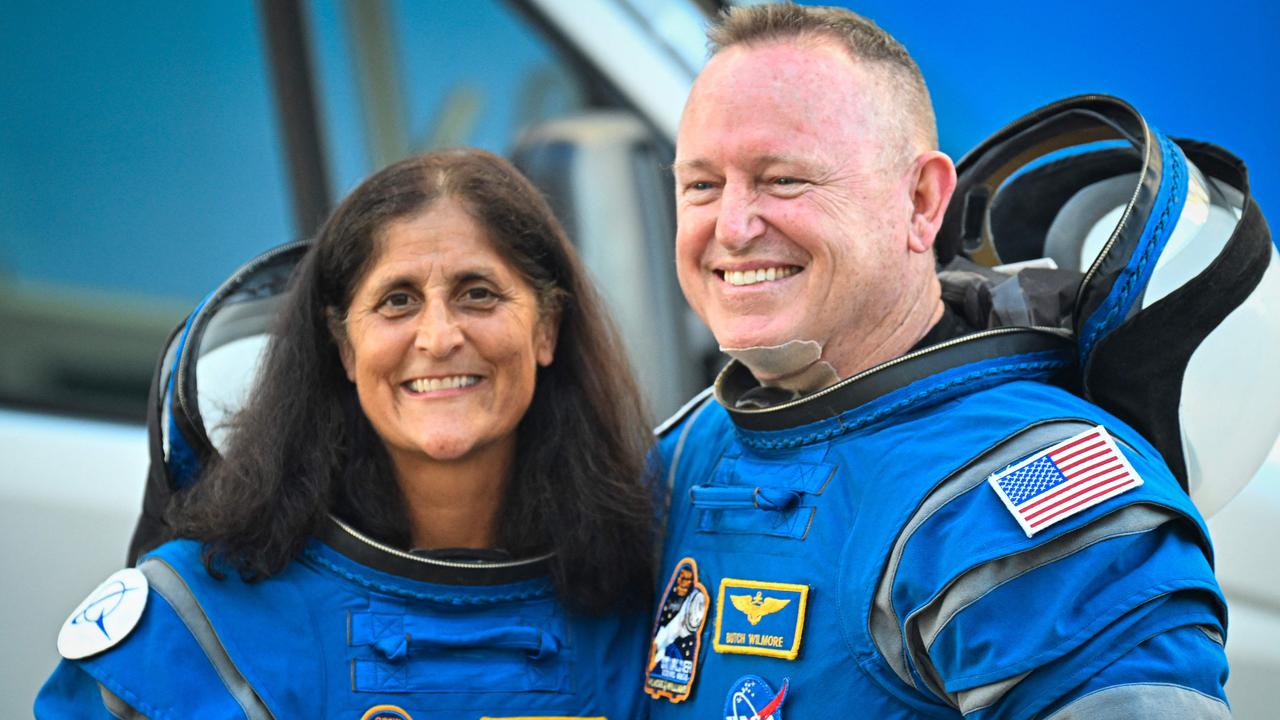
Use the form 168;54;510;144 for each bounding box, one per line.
408;376;479;393
722;266;798;286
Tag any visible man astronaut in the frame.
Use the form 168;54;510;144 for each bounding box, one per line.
646;4;1231;718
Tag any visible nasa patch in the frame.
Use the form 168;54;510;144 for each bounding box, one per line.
57;567;148;660
644;557;710;702
714;578;808;660
724;675;788;720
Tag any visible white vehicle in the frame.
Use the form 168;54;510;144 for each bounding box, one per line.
2;1;1275;717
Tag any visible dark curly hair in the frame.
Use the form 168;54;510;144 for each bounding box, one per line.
168;148;657;611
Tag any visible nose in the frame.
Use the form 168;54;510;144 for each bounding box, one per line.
714;180;765;252
414;301;464;358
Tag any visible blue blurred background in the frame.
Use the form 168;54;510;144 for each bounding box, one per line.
823;0;1277;226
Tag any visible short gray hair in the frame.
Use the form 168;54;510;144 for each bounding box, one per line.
706;3;937;151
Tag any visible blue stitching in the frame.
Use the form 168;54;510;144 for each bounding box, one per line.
741;359;1069;450
1082;133;1183;357
304;550;552;604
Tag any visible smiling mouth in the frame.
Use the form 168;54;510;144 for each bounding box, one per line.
405;375;480;393
716;266;801;287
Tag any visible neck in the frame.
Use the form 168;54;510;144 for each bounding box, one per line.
390;444;513;551
825;274;944;380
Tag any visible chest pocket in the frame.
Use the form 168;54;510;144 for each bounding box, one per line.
689;448;835;540
349;595;569;694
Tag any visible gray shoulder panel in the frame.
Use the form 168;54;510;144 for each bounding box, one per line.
654;385;715;437
906;504;1177;707
867;419;1096;701
138;558;275;720
1044;683;1230;719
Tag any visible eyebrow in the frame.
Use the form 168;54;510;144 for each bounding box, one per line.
364;266;502;295
672;154;818;174
671;158;717;175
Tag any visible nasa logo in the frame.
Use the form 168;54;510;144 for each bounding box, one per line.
361;705;413;720
723;674;788;720
644;557;710;703
57;567;149;660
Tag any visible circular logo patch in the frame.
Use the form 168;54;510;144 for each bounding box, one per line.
361;705;413;720
724;674;788;720
57;567;148;660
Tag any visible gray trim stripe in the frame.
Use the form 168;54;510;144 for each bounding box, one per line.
665;391;715;498
139;558;275;720
905;504;1176;704
956;670;1029;714
868;419;1096;696
1043;682;1231;719
655;385;715;437
99;683;148;720
916;504;1175;652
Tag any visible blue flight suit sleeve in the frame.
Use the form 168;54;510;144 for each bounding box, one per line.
35;661;127;719
888;424;1229;719
34;559;259;719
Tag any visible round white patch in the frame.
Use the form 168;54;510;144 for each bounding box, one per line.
57;567;149;660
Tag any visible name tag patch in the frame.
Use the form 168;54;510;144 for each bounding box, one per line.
713;578;808;660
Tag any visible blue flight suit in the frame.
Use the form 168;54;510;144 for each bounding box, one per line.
38;518;649;719
647;331;1230;718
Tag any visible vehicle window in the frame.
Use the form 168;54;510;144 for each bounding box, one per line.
2;0;700;423
309;0;598;197
0;1;293;421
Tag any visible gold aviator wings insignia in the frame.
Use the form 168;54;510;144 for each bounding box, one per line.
730;592;792;625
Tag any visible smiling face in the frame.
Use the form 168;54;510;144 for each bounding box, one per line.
336;198;556;480
674;40;941;378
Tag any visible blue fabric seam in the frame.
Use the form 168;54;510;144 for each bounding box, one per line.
908;501;1196;628
741;359;1069;450
943;577;1218;687
851;653;956;719
915;524;1161;660
85;664;170;720
1006;616;1225;719
1038;680;1229;718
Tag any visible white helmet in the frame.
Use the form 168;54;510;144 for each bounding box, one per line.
937;94;1278;517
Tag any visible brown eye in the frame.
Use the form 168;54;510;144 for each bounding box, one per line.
459;285;502;308
377;291;419;317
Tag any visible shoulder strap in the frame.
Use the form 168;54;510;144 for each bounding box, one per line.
654;385;715;438
138;558;275;720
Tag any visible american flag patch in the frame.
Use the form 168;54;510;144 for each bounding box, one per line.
987;426;1142;537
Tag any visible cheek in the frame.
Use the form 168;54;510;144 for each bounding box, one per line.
350;324;412;382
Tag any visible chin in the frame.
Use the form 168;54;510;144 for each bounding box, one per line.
412;437;477;462
711;317;796;351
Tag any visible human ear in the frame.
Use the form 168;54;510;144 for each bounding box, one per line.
907;151;958;254
326;308;356;382
535;311;560;367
